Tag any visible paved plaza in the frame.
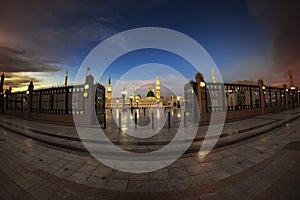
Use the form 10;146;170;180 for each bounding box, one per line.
0;108;300;199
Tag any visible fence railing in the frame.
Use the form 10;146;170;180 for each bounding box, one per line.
204;83;292;113
5;84;105;117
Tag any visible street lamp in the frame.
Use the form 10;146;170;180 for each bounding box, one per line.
156;99;159;107
136;99;139;109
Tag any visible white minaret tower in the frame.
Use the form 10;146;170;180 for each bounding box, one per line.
212;67;216;83
156;75;160;99
107;77;112;100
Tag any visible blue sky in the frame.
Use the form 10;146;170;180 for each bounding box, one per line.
0;0;299;93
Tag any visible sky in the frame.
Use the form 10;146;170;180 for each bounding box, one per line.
0;0;299;95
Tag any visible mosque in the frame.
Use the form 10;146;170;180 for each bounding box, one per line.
105;76;165;109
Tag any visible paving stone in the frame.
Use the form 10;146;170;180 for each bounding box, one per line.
76;164;98;175
200;161;221;172
208;169;232;181
104;179;128;192
67;172;89;184
149;168;169;181
92;166;113;179
191;173;216;186
110;170;130;180
126;180;149;192
84;176;107;188
168;167;189;178
185;164;206;176
129;173;149;181
149;180;171;192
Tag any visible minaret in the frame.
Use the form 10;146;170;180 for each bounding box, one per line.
107;77;112;100
288;69;294;87
64;70;68;87
131;85;135;99
212;68;216;83
155;75;160;99
0;73;4;94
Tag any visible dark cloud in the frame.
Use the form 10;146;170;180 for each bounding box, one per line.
249;0;300;86
0;46;60;72
0;0;124;72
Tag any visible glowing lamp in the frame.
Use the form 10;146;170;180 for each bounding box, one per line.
83;92;88;98
84;84;89;90
200;81;205;87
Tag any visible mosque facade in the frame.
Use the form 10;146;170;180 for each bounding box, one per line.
105;76;165;109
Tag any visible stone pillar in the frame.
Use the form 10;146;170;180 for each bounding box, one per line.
28;81;34;119
83;75;96;125
258;79;265;114
195;73;206;124
3;89;10;115
283;84;288;109
296;87;300;106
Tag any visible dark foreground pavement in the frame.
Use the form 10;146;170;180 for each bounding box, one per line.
0;108;300;199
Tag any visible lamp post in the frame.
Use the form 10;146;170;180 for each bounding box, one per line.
156;99;159;107
121;87;127;111
136;99;139;109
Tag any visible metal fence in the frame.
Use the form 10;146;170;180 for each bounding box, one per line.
6;91;27;111
204;83;287;112
264;87;285;107
5;84;105;117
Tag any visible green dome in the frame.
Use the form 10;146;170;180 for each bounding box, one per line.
146;90;155;98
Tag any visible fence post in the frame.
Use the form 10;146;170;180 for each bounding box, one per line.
135;112;137;129
65;87;69;114
4;89;9;115
195;73;206;124
119;112;121;130
103;111;106;129
258;79;265;114
151;112;154;129
296;88;300;106
27;81;34;119
184;110;186;127
283;84;288;109
168;111;171;128
83;75;96;125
